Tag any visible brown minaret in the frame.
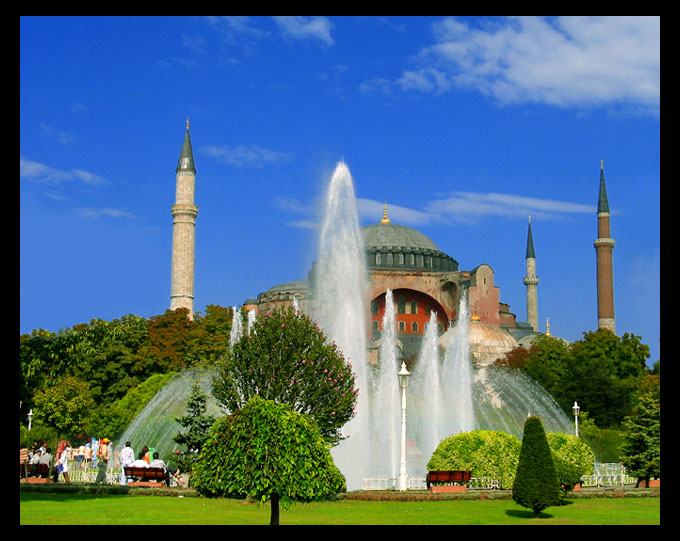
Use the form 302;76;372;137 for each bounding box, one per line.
594;160;615;333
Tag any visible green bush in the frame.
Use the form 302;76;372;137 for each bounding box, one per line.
512;416;561;517
191;396;345;525
428;430;522;489
546;432;594;477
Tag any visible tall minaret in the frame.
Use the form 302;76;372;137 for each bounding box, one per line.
170;119;198;319
594;160;615;333
523;216;539;332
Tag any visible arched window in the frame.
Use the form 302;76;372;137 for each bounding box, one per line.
372;320;379;331
398;321;406;332
411;322;418;333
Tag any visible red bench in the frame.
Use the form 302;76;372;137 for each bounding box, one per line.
426;470;472;490
124;466;170;487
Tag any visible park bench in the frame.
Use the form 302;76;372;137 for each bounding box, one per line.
426;470;472;491
124;466;170;487
19;462;51;483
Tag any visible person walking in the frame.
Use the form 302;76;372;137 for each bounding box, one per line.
94;438;111;485
56;441;71;483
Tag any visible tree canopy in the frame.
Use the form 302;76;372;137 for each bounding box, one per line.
212;306;358;445
191;396;345;525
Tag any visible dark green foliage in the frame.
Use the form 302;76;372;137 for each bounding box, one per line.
512;416;561;517
620;391;660;486
496;329;652;429
173;383;215;473
191;397;345;525
212;306;357;446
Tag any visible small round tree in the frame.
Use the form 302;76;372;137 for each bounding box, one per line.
191;396;346;525
212;306;357;446
512;416;561;517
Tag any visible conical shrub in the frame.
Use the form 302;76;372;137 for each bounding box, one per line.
512;416;561;517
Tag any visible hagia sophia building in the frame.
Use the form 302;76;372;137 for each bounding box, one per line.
170;121;616;366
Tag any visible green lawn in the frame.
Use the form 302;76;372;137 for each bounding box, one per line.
20;493;660;525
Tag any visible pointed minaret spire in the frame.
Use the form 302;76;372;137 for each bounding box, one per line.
526;215;536;259
523;216;539;332
594;160;615;333
176;117;196;173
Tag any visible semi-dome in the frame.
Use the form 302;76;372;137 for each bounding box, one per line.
439;316;518;365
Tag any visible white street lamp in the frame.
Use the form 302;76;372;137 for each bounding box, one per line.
572;401;580;437
27;409;33;432
398;361;410;491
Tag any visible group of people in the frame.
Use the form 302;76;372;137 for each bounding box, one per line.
118;441;178;486
19;441;53;479
20;438;180;486
19;437;115;484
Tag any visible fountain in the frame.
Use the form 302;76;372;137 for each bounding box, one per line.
229;306;242;347
312;160;370;490
117;159;574;490
368;288;400;480
116;369;222;461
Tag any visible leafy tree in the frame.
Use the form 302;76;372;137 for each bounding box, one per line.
32;376;94;437
191;304;234;365
512;416;561;517
428;430;522;489
522;335;570;398
191;396;345;525
133;308;199;376
212;306;357;446
173;383;215;473
620;391;660;487
67;314;149;403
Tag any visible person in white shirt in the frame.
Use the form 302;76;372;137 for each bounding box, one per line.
119;441;135;486
131;452;150;468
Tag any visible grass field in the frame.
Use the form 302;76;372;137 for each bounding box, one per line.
20;492;661;525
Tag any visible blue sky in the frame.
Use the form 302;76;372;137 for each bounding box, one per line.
20;16;660;366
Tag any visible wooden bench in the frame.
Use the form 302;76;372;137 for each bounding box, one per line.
426;470;472;491
124;466;170;487
19;462;51;483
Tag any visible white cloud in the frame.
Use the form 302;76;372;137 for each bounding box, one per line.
272;16;334;46
397;16;660;112
201;144;291;168
75;207;137;220
278;190;595;230
425;191;595;222
20;156;107;185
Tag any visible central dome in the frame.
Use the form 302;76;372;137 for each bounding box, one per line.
362;222;439;251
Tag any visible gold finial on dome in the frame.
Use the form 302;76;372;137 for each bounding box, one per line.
380;201;390;224
545;317;551;336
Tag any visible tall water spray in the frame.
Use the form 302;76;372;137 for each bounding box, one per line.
246;309;257;336
230;306;243;346
409;310;444;464
313;161;369;491
441;291;476;436
369;288;400;479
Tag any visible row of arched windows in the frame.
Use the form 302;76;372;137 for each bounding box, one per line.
368;250;457;271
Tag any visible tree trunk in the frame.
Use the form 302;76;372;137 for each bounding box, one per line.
270;493;280;526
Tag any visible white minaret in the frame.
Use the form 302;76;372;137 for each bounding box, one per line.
170;119;198;319
523;216;539;332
